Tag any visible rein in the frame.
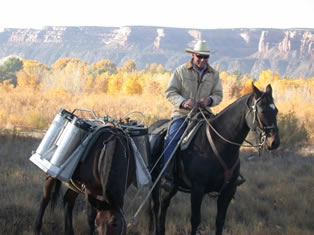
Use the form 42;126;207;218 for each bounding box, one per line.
198;95;267;189
200;109;262;148
205;125;239;186
199;95;267;149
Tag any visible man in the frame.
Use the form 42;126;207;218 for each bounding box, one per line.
160;40;244;191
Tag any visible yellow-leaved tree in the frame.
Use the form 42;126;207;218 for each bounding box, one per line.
107;73;123;94
118;60;136;72
122;73;143;95
44;58;88;93
16;59;48;89
255;69;280;89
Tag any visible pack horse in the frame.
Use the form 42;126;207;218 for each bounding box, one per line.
30;109;151;235
148;84;280;235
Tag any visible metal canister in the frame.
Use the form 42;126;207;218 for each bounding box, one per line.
35;108;75;159
50;117;90;167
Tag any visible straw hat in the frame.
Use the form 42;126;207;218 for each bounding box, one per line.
185;40;211;55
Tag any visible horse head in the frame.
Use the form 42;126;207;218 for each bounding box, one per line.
95;209;127;235
247;83;280;150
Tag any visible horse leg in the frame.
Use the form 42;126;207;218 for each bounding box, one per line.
34;176;58;235
87;202;97;235
158;188;177;235
149;187;161;234
63;189;79;235
149;185;176;235
215;185;237;235
190;183;205;235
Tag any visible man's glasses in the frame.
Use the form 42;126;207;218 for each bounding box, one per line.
196;54;209;59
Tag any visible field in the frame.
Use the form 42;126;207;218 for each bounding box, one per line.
0;131;313;235
1;61;313;234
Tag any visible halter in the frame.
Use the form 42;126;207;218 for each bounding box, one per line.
245;94;278;149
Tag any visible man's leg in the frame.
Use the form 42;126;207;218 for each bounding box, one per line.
160;117;187;191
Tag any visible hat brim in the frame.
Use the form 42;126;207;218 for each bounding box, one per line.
185;48;211;55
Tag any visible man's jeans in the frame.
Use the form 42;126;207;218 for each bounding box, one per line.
163;117;187;174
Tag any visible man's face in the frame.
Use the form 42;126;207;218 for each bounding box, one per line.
192;53;209;69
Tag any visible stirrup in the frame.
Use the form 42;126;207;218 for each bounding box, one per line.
208;192;220;199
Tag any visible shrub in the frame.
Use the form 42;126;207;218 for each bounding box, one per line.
277;111;309;150
24;111;47;129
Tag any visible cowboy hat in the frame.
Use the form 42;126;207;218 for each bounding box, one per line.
185;40;211;55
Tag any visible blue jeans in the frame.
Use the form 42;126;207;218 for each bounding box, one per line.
163;117;187;174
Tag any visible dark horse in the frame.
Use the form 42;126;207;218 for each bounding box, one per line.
34;126;136;235
34;176;97;235
148;84;280;235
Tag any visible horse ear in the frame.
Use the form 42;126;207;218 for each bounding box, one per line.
252;83;262;98
265;84;272;95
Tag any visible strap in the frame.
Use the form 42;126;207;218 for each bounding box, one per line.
206;125;239;184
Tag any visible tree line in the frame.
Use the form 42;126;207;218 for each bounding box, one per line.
0;56;313;148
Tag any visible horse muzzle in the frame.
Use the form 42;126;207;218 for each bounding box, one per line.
265;132;280;150
95;210;127;235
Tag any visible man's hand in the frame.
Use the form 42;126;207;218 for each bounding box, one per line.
198;97;213;108
182;98;196;109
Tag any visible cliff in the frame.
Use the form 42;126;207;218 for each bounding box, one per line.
0;26;313;78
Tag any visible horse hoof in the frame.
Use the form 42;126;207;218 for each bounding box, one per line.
235;175;246;186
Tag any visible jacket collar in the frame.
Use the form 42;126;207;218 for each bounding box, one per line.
185;59;215;74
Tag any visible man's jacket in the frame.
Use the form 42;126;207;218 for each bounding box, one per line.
166;60;223;118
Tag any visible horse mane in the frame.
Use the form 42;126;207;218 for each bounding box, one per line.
213;93;251;120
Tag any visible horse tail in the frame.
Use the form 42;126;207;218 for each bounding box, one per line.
50;179;62;211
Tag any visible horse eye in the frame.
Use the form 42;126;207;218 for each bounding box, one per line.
269;104;276;111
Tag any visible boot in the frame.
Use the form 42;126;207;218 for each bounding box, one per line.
235;174;246;186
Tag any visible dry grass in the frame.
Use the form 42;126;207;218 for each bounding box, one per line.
0;132;313;235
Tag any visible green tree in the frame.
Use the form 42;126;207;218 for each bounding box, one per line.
0;57;23;85
2;57;23;72
89;59;117;76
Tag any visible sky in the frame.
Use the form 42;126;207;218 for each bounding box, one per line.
1;0;313;30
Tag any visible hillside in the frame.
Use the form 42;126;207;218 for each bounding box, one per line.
0;26;313;78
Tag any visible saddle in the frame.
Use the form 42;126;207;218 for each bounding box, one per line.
148;110;215;167
180;121;204;151
181;110;215;150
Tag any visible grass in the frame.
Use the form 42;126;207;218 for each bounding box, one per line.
0;132;313;235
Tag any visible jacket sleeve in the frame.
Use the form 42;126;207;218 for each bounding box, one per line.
165;68;186;108
209;71;223;106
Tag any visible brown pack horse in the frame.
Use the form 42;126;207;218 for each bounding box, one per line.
148;84;280;235
34;126;136;235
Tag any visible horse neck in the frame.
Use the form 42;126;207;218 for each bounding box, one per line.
211;95;251;147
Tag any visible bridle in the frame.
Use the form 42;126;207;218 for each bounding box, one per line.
245;94;278;149
200;93;278;189
200;94;272;149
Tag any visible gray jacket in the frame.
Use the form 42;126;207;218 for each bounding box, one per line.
165;60;223;117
